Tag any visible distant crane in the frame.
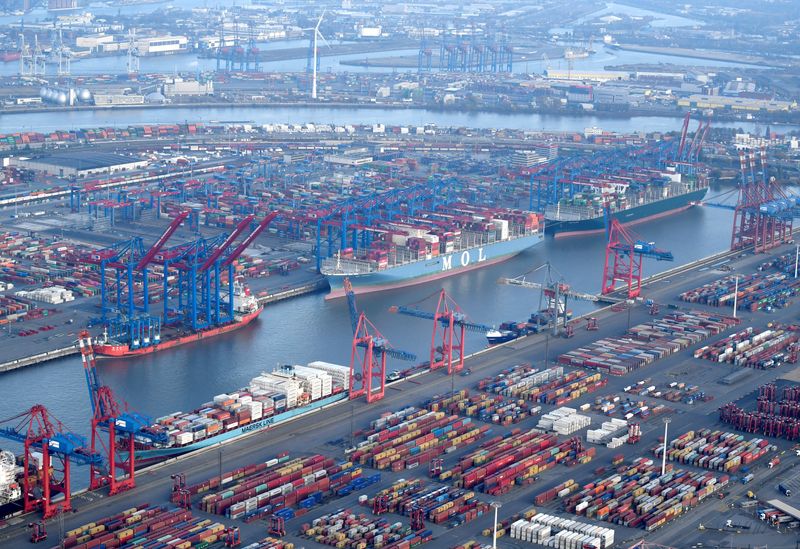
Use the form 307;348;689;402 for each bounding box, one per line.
0;405;102;518
390;289;492;375
498;261;598;335
601;219;673;299
344;278;416;403
78;331;168;495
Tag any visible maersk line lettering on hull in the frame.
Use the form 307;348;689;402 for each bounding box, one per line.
442;247;487;271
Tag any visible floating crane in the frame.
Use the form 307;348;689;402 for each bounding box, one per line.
344;278;416;403
498;262;598;335
601;219;673;299
390;289;491;375
79;330;168;495
0;405;102;518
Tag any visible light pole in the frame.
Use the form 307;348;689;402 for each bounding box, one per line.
661;417;671;475
794;244;799;278
732;276;739;318
626;299;634;330
491;501;501;549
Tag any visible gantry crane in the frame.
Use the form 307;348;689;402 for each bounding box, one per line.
498;262;599;335
79;331;168;495
601;219;673;299
0;405;102;518
390;289;492;375
344;278;416;403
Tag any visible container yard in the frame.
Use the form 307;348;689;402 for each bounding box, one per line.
424;390;541;425
679;272;800;311
368;479;490;527
558;311;740;375
475;365;608;406
509;513;615;548
651;429;771;472
719;382;800;441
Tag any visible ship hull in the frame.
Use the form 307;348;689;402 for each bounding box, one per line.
133;392;347;460
324;232;544;299
95;307;262;358
546;188;708;238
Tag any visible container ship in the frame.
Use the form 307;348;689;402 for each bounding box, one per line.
545;169;708;238
94;283;262;358
0;449;26;520
322;206;544;298
133;361;350;460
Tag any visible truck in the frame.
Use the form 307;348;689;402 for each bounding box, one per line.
742;474;755;484
778;483;791;497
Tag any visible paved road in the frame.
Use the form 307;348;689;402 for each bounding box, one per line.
2;243;800;548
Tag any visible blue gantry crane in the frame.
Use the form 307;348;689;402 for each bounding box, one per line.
343;277;416;403
78;330;168;495
0;404;102;518
390;289;492;375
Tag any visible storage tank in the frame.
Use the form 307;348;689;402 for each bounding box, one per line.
78;88;92;102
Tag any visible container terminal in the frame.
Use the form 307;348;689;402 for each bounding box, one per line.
0;119;798;548
1;238;800;548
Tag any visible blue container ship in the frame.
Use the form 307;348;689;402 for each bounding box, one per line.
321;207;545;299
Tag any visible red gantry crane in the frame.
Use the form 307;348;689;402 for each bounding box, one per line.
390;289;492;375
601;219;673;299
344;278;416;403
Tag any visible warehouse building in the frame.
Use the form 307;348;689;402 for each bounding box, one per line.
17;152;148;177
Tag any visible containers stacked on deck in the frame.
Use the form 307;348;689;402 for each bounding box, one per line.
587;419;629;447
153;367;343;449
424;389;540;425
300;509;432;549
679;272;800;311
693;326;798;369
477;365;607;406
60;504;225;549
720;383;800;441
431;429;594;495
352;407;489;471
368;479;490;526
307;361;351;391
537;408;592;435
558;312;738;375
651;429;769;472
509;514;615;548
193;453;370;521
557;457;728;531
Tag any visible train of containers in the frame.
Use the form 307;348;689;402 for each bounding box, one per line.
651;429;770;472
692;326;798;369
366;479;490;526
509;514;615;549
558;312;739;375
719;383;800;441
679;272;800;312
553;457;728;531
300;508;432;548
154;362;348;447
476;365;608;406
58;504;228;548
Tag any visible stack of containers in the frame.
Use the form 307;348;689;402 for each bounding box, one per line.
537;408;591;435
300;509;432;548
192;454;366;522
307;361;350;392
679;272;800;311
559;311;738;375
477;365;607;406
424;390;541;425
59;505;226;548
587;419;629;447
651;429;769;472
558;457;728;531
693;326;797;369
241;538;295;549
367;479;490;525
534;480;578;505
352;407;489;471
510;514;615;548
432;430;595;495
250;373;303;408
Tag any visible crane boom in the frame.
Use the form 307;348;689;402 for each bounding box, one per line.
135;210;190;270
498;277;599;302
390;306;493;334
200;214;255;271
221;212;279;267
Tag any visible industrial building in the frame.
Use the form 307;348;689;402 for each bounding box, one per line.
162;77;214;97
544;69;630;82
16;152;148;177
678;94;796;112
134;35;189;55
